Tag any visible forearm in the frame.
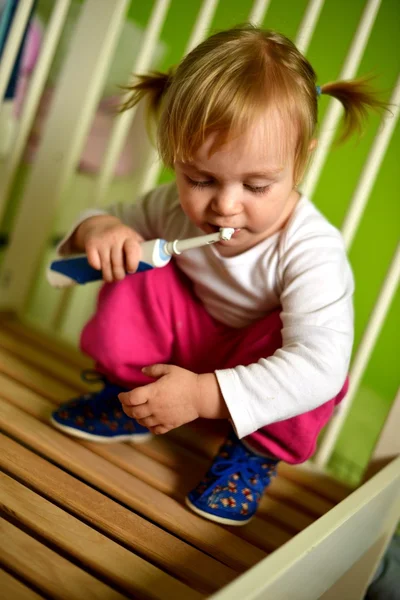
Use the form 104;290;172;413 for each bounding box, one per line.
196;373;230;419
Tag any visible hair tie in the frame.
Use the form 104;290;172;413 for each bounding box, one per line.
316;85;322;97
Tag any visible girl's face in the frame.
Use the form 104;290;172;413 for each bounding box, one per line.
174;115;301;257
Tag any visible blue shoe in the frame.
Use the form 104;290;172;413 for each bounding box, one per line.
185;431;278;525
50;371;152;443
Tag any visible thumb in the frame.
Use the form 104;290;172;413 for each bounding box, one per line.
142;364;171;378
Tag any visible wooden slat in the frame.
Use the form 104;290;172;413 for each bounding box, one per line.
0;328;94;391
0;518;126;600
0;434;236;595
0;397;265;572
0;473;202;600
0;313;91;370
0;569;44;600
0;347;78;400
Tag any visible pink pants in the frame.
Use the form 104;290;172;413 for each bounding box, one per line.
81;262;348;464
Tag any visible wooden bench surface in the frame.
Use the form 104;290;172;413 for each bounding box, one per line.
0;314;352;599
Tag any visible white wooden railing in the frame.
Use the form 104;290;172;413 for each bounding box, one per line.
0;0;398;471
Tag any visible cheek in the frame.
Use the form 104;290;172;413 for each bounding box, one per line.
250;191;288;225
178;188;203;221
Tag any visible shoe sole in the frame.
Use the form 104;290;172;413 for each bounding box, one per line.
185;496;253;526
50;416;153;443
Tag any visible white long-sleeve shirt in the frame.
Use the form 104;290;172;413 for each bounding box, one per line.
59;182;354;438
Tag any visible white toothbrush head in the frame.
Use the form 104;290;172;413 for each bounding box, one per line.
219;227;235;241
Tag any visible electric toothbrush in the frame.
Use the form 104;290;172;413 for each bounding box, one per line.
47;227;235;288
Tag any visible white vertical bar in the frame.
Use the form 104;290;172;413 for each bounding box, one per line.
136;0;220;196
94;0;171;207
0;0;129;312
302;0;382;197
0;0;72;223
295;0;325;54
248;0;271;26
341;75;400;250
185;0;219;53
314;244;400;468
0;0;35;101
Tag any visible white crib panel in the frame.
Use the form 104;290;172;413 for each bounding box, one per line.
315;244;400;467
341;74;400;249
185;0;220;53
0;0;72;223
0;0;129;312
0;0;35;103
209;456;400;600
248;0;271;26
295;0;325;54
94;0;171;208
302;0;382;198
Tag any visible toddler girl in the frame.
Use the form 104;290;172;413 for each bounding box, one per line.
51;25;384;525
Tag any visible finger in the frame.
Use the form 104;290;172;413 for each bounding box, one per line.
122;405;134;418
118;390;148;406
98;248;113;282
136;415;160;428
86;245;101;271
123;238;141;273
142;364;171;379
125;402;151;420
110;244;126;280
149;425;170;435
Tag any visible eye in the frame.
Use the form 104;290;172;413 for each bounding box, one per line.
186;176;214;189
244;184;271;195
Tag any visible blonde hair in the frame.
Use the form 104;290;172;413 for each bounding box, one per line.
121;24;387;181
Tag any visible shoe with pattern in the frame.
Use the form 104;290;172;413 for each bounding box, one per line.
50;371;152;443
186;431;278;525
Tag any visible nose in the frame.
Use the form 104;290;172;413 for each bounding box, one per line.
211;188;242;216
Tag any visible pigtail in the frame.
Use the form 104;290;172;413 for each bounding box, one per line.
118;68;174;118
320;76;389;142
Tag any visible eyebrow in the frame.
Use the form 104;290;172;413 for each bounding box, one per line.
182;164;284;178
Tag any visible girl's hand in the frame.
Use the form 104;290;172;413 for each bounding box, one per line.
73;215;144;282
118;365;230;435
118;365;201;434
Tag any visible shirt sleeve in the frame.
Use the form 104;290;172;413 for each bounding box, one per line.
215;225;354;439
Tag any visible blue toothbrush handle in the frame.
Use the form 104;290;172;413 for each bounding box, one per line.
48;239;171;287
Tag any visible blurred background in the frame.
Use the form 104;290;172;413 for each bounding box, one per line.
0;0;399;486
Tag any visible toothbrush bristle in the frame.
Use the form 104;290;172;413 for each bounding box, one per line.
219;227;235;241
